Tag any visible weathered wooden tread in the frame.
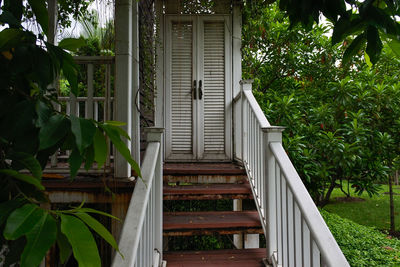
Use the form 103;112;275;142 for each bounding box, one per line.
163;248;266;267
164;183;252;200
164;163;246;175
163;211;262;236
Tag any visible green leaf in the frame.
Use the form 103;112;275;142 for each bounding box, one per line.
68;148;83;178
332;16;351;45
60;214;101;267
74;212;120;254
364;51;372;67
84;144;95;171
0;28;24;51
365;26;383;64
332;16;365;45
0;199;24;227
57;230;72;264
0;169;44;190
388;39;400;57
59;37;86;52
104;120;126;126
4;204;44;240
65;207;120;221
2;0;23;23
35;100;52;128
103;122;130;139
27;0;48;35
20;213;57;267
70;115;96;154
39;114;69;150
9;152;42;179
101;124;141;177
343;33;366;65
0;10;21;27
93;128;107;168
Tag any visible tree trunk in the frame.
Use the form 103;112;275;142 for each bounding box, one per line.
319;181;336;208
389;174;395;232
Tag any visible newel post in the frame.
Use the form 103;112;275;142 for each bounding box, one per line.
240;80;253;163
144;127;164;262
262;126;285;263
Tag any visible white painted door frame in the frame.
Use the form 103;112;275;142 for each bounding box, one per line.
164;15;232;161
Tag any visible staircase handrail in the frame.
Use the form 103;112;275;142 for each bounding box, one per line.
112;127;164;267
236;80;349;267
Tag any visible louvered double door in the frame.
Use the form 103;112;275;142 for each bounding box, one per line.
165;16;231;161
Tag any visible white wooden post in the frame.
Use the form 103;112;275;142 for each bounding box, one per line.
144;127;164;264
263;126;285;263
232;0;242;160
233;199;243;249
240;80;253;163
115;0;133;178
131;0;140;165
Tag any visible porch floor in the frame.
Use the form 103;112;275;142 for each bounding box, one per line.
163;248;266;267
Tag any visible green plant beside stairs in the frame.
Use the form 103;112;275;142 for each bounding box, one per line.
0;1;140;266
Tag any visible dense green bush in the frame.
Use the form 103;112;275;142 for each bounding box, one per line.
321;210;400;266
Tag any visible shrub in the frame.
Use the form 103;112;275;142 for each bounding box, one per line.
321;210;400;266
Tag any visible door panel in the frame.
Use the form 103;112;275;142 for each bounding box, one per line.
201;21;226;156
165;16;231;161
171;22;194;155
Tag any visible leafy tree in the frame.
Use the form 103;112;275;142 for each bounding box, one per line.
0;1;139;265
243;3;400;209
274;0;400;64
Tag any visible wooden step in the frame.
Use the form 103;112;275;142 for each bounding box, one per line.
163;211;262;236
163;163;247;184
164;248;266;267
164;163;246;175
164;183;253;200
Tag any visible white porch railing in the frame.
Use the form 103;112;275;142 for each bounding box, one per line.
50;56;115;171
234;80;349;267
112;127;164;267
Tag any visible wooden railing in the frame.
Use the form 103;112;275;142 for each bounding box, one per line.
50;56;115;171
112;127;163;267
234;80;349;267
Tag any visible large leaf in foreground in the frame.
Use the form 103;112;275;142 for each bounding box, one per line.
101;124;141;177
20;212;57;267
60;214;101;267
0;169;44;190
39;114;69;150
74;212;120;254
0;199;24;226
58;37;85;52
93;128;107;168
57;230;72;264
4;204;44;240
9;152;42;179
70;115;96;154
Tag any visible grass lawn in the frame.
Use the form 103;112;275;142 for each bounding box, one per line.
323;183;400;230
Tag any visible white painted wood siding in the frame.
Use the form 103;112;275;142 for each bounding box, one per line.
203;21;225;153
171;22;193;154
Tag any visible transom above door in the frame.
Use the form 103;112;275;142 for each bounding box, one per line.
165;15;232;161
